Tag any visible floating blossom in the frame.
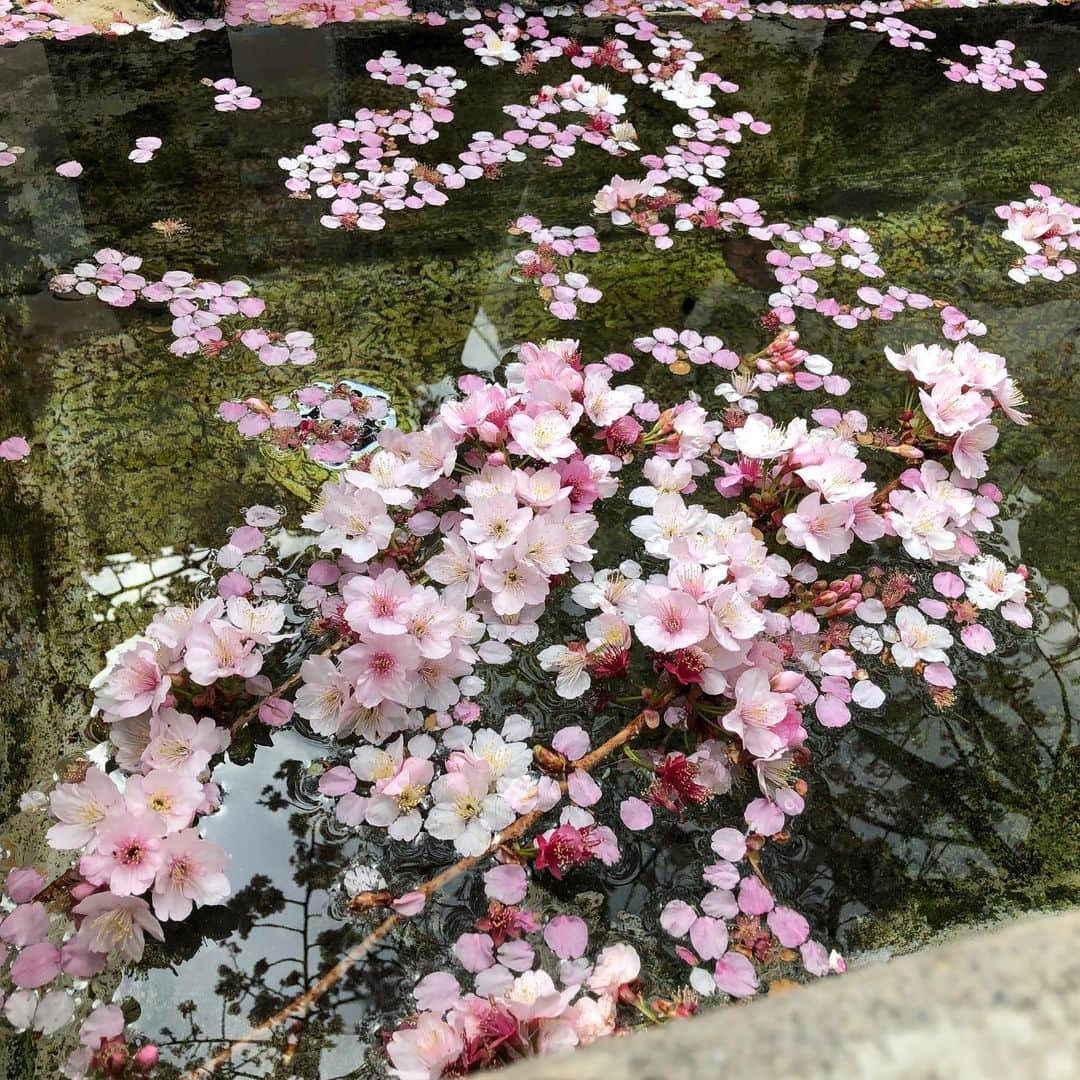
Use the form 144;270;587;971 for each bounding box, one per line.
996;184;1079;285
634;327;738;371
425;759;515;857
849;15;935;51
509;217;602;320
886;606;954;668
1;434;30;460
0;140;25;167
206;77;262;111
1;10;1050;1062
943;40;1046;93
151;830;230;920
71;893;164;963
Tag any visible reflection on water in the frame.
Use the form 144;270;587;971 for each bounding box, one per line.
1;6;1078;1078
128;731;407;1079
83;546;211;622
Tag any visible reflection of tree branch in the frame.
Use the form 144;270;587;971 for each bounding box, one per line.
846;726;1025;875
183;708;651;1078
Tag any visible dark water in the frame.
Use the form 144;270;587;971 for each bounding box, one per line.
1;8;1079;1077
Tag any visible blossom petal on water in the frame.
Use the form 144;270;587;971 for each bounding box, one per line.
392;891;426;917
10;942;62;988
744;798;784;835
619;797;653;831
710;827;747;862
767;906;810;947
318;765;357;797
483;864;528;904
689;915;728;960
800;939;830;977
551;725;589;759
737;876;774;916
567;768;601;807
660;899;697;938
961;623;996;655
454;932;495;972
413;971;459;1012
0;436;30;461
713;951;759;997
543;914;588;960
5;868;46;903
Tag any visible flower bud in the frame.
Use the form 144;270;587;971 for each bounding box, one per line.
133;1045;160;1072
886;443;924;460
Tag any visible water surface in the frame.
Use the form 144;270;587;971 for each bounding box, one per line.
1;8;1078;1077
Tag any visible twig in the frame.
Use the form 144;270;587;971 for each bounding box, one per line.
181;709;649;1078
228;637;347;737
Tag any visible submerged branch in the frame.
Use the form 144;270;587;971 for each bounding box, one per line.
182;708;649;1078
228;637;347;737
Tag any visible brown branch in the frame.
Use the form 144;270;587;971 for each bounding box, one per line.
181;709;649;1079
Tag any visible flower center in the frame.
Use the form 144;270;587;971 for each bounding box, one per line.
121;843;145;865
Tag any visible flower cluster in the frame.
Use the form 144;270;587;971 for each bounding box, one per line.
942;40;1047;93
885;339;1028;478
205;77;262;111
279;52;466;231
0;504;300;1073
3;300;1035;1073
661;813;841;1000
48;252;328;368
847;14;935;50
387;868;646;1078
633;327;739;372
463;11;557;68
0;1;94;46
219;380;394;465
0;5;1058;1079
996;184;1079;284
509;216;603;320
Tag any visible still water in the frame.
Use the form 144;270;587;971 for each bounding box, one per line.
1;6;1078;1077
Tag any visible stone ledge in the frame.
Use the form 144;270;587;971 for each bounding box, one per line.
496;911;1080;1080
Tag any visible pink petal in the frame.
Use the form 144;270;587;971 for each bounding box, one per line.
619;797;653;831
392;891;426;916
318;766;357;796
767;906;810;947
543;915;588;960
483;864;528;904
0;436;30;461
567;769;601;807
